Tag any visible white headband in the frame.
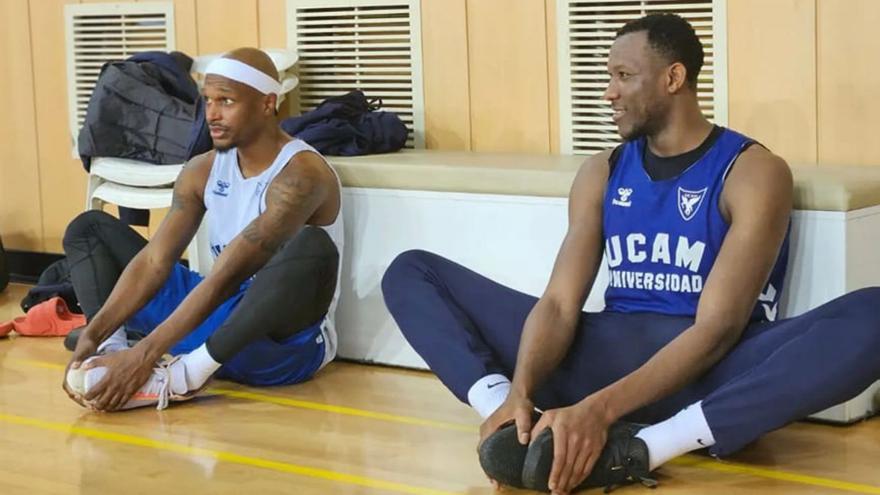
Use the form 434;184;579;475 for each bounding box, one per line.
204;57;281;95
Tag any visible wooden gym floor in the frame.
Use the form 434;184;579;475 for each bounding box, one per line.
0;283;878;495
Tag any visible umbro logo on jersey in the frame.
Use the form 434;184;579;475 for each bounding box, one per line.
678;187;707;221
612;187;634;207
212;179;231;197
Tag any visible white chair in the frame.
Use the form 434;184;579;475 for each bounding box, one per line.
85;49;299;275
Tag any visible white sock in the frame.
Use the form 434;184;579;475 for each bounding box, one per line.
96;327;128;353
635;400;716;470
180;344;221;390
467;374;511;418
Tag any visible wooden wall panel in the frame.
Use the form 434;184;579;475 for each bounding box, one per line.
171;0;198;55
466;0;550;153
817;0;880;166
420;0;471;150
256;0;291;117
545;0;559;154
728;0;817;165
30;0;87;253
0;0;44;250
258;0;286;48
196;0;259;54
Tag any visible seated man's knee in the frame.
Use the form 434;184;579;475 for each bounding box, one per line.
846;286;880;311
835;287;880;347
63;210;115;250
859;286;880;301
382;249;435;296
279;226;338;262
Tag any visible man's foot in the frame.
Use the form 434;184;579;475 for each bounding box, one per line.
478;410;545;488
522;421;657;493
478;420;530;488
65;354;201;411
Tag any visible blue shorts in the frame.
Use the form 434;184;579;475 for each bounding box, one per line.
126;263;326;386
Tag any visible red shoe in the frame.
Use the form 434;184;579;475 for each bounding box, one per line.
11;297;85;337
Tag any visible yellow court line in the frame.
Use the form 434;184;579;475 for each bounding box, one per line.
671;455;880;495
8;358;65;370
207;388;477;432
10;358;880;494
0;412;463;495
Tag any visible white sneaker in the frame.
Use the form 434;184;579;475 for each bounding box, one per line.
66;355;200;410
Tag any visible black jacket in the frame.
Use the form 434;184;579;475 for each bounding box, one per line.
77;51;212;225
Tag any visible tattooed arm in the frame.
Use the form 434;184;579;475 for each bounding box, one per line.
78;154;211;346
137;151;334;360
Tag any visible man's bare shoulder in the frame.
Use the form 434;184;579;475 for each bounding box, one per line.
722;144;793;221
185;149;217;174
727;145;792;192
570;149;613;205
579;149;614;175
174;150;216;200
290;149;331;170
282;150;337;186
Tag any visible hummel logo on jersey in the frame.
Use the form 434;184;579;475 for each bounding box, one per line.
612;187;634;207
254;181;267;197
758;283;779;321
678;187;707;221
212;179;231;197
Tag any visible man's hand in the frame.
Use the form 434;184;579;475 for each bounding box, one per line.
479;390;536;447
477;391;535;490
530;397;612;495
63;328;100;406
81;345;155;411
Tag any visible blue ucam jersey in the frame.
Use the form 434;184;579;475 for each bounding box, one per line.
602;128;789;322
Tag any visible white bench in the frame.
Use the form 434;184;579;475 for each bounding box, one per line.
330;150;880;424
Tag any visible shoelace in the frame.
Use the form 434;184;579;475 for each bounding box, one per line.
601;441;658;493
154;356;179;410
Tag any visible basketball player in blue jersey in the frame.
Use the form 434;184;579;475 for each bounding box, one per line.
62;47;345;412
382;13;880;494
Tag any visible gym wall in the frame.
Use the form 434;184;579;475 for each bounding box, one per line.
0;0;876;254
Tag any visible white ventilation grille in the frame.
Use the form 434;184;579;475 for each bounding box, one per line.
558;0;726;154
287;0;424;148
65;2;175;143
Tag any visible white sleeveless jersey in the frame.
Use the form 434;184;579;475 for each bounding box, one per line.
203;139;344;367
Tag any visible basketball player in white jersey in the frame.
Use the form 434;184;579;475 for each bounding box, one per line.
62;47;345;412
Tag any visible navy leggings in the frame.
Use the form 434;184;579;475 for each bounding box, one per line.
382;250;880;456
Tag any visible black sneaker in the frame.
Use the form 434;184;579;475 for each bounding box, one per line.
63;326;86;351
522;421;657;493
63;326;146;351
477;420;530;488
477;410;544;488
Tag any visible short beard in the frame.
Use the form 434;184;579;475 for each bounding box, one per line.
213;141;234;152
622;103;668;141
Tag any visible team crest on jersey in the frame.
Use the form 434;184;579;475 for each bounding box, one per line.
612;187;634;207
212;179;231;197
677;187;707;221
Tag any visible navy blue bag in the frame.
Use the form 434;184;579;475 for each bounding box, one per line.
280;90;409;155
